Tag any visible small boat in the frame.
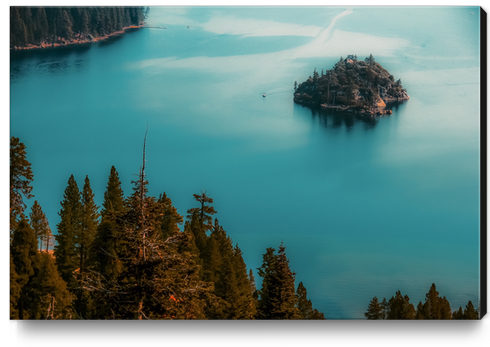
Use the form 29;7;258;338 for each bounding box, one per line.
262;93;266;97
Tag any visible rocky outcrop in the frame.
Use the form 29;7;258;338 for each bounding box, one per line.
293;55;409;116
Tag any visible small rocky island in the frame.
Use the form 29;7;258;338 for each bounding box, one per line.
294;55;409;116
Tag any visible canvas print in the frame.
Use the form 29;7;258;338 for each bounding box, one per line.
9;6;484;320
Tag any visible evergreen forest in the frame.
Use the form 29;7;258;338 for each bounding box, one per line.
10;136;325;320
365;283;480;320
10;6;148;48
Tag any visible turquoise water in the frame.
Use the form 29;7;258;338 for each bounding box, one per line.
10;6;481;319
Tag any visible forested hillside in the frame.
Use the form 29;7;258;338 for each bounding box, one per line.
10;136;324;320
10;6;148;49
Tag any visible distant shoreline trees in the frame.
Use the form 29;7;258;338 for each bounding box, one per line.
365;283;479;320
10;6;149;48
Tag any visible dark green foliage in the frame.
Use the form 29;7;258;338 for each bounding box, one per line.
28;253;73;319
199;220;256;319
10;253;21;319
297;282;325;320
158;192;183;239
29;200;53;251
101;166;125;219
463;301;479;319
370;285;477;320
386;291;415;320
10;6;147;48
80;176;99;274
257;244;301;319
54;175;82;290
452;301;479;320
10;137;34;237
418;283;452;320
88;167;125;295
82;169;216;320
365;296;384;320
187;192;217;234
452;306;465;319
11;216;39;319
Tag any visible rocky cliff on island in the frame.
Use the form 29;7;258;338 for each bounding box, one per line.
294;55;409;116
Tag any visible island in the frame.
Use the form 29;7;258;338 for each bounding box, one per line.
294;55;409;116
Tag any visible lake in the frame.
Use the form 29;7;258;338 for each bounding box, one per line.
10;6;481;319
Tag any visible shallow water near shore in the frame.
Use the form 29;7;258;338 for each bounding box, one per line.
10;6;481;319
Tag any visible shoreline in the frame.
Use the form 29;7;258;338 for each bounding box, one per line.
10;24;144;51
294;95;410;117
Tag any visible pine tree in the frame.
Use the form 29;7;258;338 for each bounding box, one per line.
10;253;22;319
420;283;451;320
88;166;126;297
231;244;257;319
10;137;34;239
452;306;464;319
28;252;73;319
81;136;216;319
463;301;479;319
80;176;99;275
257;244;300;319
365;296;384;320
158;192;183;239
297;282;325;319
101;166;125;219
415;301;425;319
187;191;217;234
54;175;82;290
386;290;415;319
381;297;389;319
30;201;47;249
11;216;39;319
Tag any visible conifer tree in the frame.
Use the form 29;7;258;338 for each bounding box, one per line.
10;137;34;238
28;253;73;319
10;253;21;319
232;245;257;319
81;137;216;320
415;301;425;319
30;201;48;249
257;244;300;319
364;296;384;320
158;192;183;239
80;176;99;275
452;306;464;319
187;191;217;234
386;290;415;319
101;166;125;218
11;216;39;319
89;166;126;295
55;175;82;290
297;282;325;319
420;283;451;320
187;210;208;255
381;297;389;319
463;301;479;319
